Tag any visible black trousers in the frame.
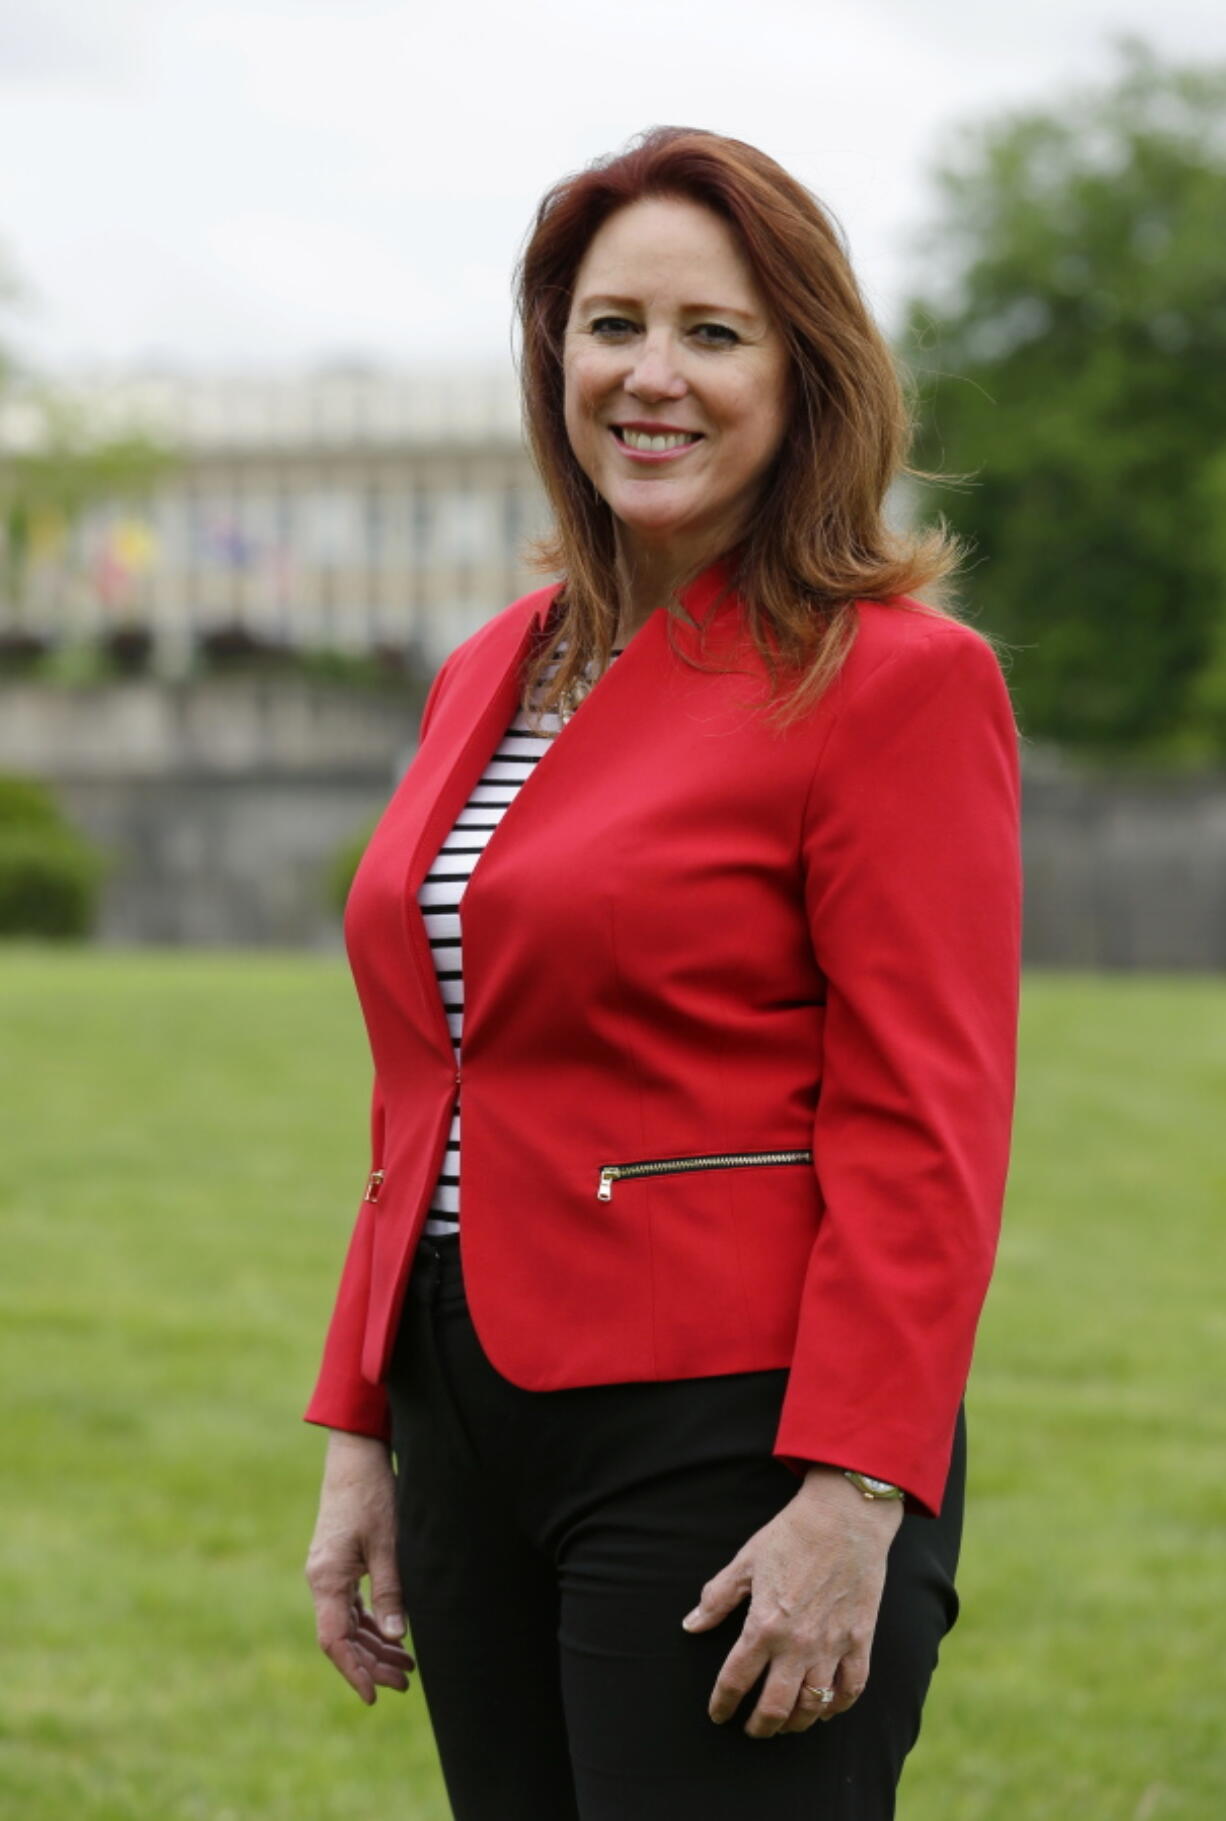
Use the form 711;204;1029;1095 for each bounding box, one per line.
387;1232;965;1821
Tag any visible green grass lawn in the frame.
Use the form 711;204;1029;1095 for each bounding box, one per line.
0;952;1222;1820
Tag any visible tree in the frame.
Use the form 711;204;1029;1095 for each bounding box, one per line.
0;251;175;636
901;38;1226;764
0;386;174;631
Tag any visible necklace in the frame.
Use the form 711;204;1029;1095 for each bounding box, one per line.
556;645;626;725
556;677;592;725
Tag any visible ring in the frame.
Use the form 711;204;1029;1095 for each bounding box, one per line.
802;1683;836;1705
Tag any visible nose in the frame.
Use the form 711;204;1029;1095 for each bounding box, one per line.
624;331;687;403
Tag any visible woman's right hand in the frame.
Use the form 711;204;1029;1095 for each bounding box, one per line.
305;1430;416;1705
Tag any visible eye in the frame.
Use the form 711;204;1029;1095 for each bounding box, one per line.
584;316;740;345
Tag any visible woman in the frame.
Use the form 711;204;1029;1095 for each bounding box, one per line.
304;126;1022;1820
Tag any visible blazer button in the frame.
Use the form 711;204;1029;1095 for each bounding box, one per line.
454;1070;462;1086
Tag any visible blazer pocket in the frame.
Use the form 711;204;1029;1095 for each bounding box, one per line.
596;1147;812;1201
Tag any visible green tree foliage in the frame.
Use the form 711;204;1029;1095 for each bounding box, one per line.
0;386;176;631
0;249;176;633
902;39;1226;762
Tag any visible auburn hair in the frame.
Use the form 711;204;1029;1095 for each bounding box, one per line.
512;124;967;734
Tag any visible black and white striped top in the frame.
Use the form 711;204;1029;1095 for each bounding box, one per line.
416;640;624;1238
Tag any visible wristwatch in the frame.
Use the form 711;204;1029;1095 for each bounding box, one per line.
843;1470;905;1501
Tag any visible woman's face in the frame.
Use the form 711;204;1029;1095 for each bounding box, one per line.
562;195;791;574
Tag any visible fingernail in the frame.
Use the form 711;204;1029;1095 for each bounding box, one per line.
681;1610;701;1630
381;1614;406;1638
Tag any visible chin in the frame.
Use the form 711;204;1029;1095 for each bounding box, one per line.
609;494;701;539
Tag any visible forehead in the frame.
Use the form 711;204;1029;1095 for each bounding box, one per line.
572;196;764;312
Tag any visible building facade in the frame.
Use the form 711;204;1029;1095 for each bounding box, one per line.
1;364;553;670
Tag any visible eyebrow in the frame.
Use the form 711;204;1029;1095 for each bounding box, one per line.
574;293;761;325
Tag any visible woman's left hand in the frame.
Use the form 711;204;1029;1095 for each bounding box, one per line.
681;1466;904;1737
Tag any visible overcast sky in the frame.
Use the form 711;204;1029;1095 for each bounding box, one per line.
1;0;1222;377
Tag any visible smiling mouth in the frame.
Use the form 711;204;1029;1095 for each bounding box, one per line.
612;427;703;453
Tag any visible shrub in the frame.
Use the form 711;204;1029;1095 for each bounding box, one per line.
0;630;54;675
0;827;106;938
295;647;415;689
325;817;377;918
196;623;291;672
0;773;63;830
0;772;108;939
102;623;155;676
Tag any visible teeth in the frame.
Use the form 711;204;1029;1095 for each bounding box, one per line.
619;429;698;452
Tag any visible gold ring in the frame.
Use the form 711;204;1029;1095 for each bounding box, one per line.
803;1683;836;1705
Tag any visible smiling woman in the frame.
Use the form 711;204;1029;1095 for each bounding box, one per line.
303;125;1021;1821
561;196;792;639
512;126;966;741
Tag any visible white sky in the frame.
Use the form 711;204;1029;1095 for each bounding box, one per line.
1;0;1222;376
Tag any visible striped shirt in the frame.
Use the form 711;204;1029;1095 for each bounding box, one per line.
416;640;624;1237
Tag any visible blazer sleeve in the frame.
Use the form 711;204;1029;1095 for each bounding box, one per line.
302;654;458;1440
772;626;1023;1516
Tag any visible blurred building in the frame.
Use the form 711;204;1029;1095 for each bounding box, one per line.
0;362;552;671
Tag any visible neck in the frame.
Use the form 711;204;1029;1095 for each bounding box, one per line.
613;534;724;643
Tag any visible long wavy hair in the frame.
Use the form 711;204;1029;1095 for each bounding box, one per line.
512;125;969;734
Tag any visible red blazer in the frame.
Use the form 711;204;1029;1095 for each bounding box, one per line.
305;558;1022;1516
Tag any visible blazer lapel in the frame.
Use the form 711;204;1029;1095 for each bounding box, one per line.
389;590;557;1057
382;559;738;1061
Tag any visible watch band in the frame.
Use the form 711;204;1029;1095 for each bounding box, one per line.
843;1469;905;1501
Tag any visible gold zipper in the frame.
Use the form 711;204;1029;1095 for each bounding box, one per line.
596;1148;812;1201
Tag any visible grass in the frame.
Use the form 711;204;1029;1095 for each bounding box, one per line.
0;953;1222;1819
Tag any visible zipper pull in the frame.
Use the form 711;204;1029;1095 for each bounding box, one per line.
363;1169;385;1204
597;1168;617;1201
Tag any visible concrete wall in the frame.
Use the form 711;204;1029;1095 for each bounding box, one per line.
2;681;1223;965
1021;758;1226;971
0;679;422;946
51;772;395;946
0;676;422;778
